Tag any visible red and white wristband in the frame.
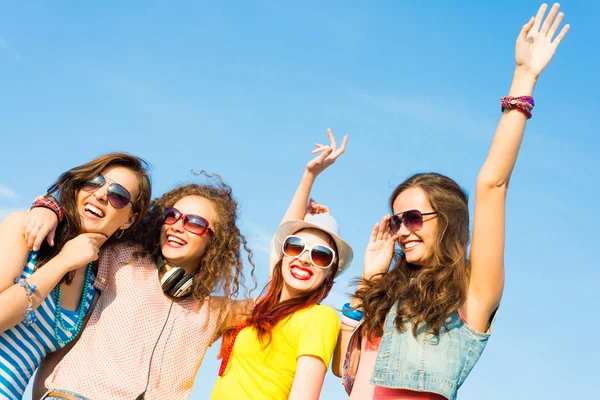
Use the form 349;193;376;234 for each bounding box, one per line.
30;195;64;222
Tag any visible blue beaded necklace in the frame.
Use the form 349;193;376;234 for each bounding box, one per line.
53;262;93;345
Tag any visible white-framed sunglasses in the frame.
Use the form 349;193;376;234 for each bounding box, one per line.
281;235;337;269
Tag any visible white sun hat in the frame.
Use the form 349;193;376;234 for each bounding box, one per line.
273;213;354;277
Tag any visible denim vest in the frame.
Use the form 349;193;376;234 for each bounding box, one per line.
342;305;495;400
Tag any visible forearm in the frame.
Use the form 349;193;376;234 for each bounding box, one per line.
0;257;71;331
269;171;318;274
280;170;316;224
478;68;538;187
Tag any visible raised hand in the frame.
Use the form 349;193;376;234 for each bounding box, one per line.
516;3;570;77
23;207;59;251
56;233;108;272
363;216;398;280
306;128;348;177
304;198;330;220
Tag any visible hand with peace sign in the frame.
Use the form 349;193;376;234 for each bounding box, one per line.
305;128;348;178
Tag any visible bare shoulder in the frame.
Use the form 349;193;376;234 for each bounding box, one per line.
0;210;27;229
0;211;28;246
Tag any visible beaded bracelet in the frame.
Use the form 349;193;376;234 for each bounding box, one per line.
14;278;38;326
31;195;64;222
342;302;363;321
501;96;535;119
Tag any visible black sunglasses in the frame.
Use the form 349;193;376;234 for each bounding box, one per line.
388;209;437;234
81;175;134;210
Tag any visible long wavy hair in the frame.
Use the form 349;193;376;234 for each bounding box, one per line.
37;152;152;284
218;233;339;358
356;173;470;338
125;171;256;306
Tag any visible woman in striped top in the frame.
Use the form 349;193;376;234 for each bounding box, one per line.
26;129;344;400
26;172;257;400
0;153;151;400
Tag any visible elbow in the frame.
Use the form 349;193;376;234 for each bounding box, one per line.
476;173;510;194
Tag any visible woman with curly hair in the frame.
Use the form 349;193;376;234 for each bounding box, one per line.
0;152;151;400
26;173;256;400
332;4;570;400
212;129;351;400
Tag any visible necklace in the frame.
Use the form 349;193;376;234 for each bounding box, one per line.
53;262;93;345
218;324;248;376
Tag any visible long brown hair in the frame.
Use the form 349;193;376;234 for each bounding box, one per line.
126;171;256;305
218;235;339;358
37;152;152;284
356;173;470;338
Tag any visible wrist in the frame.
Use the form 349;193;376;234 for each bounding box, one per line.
349;297;362;309
54;253;77;273
302;169;318;182
31;195;64;222
509;67;539;96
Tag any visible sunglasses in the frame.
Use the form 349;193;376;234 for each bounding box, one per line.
162;207;214;236
389;210;438;234
282;235;336;269
81;175;134;210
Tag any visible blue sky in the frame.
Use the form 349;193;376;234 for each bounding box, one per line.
1;1;598;398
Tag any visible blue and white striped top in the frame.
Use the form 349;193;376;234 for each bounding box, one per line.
0;252;96;400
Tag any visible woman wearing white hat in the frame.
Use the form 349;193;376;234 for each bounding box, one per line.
211;129;353;400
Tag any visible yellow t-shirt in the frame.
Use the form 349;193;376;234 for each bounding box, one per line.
211;304;340;400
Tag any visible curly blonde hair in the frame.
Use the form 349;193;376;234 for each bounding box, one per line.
125;171;256;303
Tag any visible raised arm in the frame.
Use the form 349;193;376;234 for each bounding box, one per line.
466;3;569;331
269;129;348;273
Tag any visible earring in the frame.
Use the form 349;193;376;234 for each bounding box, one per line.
116;229;125;239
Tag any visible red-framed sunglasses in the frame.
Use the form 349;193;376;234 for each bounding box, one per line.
80;174;134;210
388;209;438;234
162;207;214;236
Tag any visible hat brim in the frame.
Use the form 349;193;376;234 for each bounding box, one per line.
273;220;354;277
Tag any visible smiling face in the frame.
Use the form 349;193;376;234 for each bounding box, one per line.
160;195;217;274
391;187;438;266
76;166;139;237
279;228;336;302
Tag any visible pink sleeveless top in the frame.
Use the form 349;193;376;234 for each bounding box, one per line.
46;243;229;400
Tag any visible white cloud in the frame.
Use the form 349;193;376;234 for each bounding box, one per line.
0;184;17;198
